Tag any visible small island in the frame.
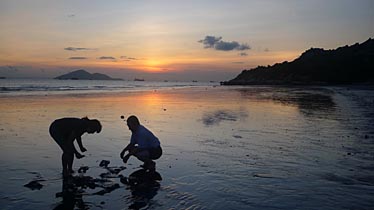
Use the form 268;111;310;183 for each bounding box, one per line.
222;38;374;85
55;69;123;81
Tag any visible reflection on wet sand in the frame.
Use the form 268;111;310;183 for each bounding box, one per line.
201;109;248;126
53;178;89;210
122;169;162;209
235;87;336;114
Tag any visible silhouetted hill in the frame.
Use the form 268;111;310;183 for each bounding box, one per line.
222;38;374;85
55;69;122;80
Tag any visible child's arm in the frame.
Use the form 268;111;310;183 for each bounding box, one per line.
67;131;84;159
76;136;87;152
120;143;135;159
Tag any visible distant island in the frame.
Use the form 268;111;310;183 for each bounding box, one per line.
222;38;374;85
55;69;123;81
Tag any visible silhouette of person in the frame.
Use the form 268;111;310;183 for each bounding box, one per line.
120;115;162;171
49;117;101;177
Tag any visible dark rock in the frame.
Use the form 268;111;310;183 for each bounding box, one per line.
24;180;43;190
120;176;129;185
126;169;162;186
99;172;122;179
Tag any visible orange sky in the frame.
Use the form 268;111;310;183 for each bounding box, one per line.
0;0;373;81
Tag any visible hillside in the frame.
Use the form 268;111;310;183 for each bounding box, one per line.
222;38;374;85
55;69;122;80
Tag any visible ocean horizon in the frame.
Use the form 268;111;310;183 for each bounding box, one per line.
0;78;217;96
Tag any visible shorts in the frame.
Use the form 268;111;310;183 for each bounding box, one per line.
149;146;162;160
49;123;67;152
136;146;162;160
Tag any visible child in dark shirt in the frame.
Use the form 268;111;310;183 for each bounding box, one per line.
49;117;101;177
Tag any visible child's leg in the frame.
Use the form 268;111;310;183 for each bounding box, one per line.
65;141;75;174
62;152;70;177
67;152;74;173
50;130;69;176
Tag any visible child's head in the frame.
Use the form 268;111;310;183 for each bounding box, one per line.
82;117;102;134
126;115;140;132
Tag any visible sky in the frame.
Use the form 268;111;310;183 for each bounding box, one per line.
0;0;373;81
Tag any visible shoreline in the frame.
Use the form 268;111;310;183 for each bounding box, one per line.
2;83;374;99
0;85;219;98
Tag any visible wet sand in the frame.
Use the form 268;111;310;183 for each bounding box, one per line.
0;86;374;209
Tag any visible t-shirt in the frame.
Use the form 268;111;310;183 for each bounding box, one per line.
50;118;85;139
130;125;160;149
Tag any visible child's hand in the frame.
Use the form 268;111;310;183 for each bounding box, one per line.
81;147;87;152
75;153;85;159
122;154;130;163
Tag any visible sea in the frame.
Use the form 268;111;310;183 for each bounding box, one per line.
0;78;216;96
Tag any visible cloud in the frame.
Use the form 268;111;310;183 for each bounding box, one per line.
69;57;87;59
67;14;75;18
239;52;248;56
120;56;139;61
98;56;116;60
235;44;250;51
198;36;251;51
121;56;138;60
198;35;222;48
64;47;95;51
232;61;245;64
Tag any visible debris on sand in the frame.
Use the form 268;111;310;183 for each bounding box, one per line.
78;166;89;173
106;166;126;174
99;160;110;168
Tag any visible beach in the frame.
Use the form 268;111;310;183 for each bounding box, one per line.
1;85;374;210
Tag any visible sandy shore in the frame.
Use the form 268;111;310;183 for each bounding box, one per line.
1;86;373;209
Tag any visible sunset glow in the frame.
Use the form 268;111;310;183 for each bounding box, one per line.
0;0;373;81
